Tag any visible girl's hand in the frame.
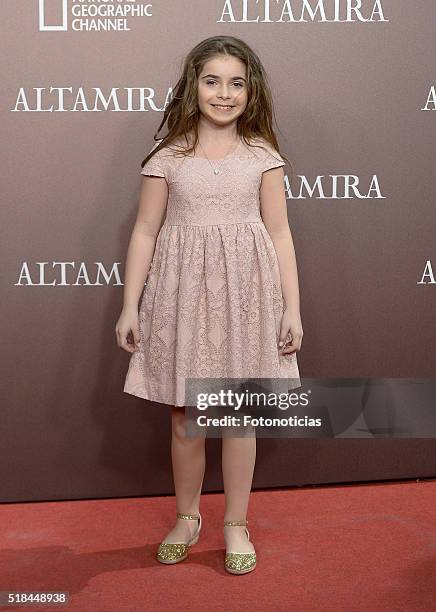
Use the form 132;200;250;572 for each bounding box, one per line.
115;307;140;353
278;307;303;356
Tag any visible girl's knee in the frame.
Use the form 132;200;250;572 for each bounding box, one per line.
171;407;185;434
171;407;203;442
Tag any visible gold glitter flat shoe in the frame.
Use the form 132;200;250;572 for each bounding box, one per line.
156;512;202;564
224;520;257;575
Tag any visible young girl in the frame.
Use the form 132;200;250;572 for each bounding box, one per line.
116;35;303;575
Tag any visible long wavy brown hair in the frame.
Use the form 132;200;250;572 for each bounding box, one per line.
141;35;294;178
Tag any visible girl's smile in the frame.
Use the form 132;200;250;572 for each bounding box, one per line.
211;104;236;112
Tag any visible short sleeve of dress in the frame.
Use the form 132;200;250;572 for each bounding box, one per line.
258;141;286;174
140;140;166;178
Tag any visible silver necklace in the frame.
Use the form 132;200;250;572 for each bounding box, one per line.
197;139;238;175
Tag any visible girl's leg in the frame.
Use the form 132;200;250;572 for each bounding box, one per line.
222;428;256;553
162;406;206;543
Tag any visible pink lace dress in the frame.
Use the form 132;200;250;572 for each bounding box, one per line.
123;136;300;406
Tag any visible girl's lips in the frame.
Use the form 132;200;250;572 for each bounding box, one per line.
211;104;235;111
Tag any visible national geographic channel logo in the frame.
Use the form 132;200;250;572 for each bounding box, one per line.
38;0;153;32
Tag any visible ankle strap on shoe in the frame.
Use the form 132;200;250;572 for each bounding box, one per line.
224;520;248;526
177;512;200;520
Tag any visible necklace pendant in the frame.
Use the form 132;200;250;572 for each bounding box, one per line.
214;169;219;175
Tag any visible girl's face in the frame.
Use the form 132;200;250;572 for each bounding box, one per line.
197;54;248;127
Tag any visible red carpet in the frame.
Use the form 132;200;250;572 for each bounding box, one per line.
0;481;435;611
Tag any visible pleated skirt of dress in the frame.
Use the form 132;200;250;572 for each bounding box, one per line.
123;221;300;406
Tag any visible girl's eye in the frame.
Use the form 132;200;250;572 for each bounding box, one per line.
205;80;244;87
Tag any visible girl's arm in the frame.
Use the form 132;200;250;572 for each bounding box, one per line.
259;167;300;314
122;175;168;310
260;166;303;354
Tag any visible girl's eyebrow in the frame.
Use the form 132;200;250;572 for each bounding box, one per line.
201;74;246;81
